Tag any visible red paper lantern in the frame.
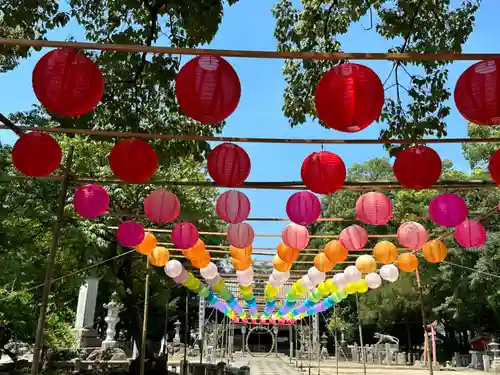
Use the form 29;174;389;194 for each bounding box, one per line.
175;55;241;124
227;223;255;248
339;225;368;250
454;220;487;248
32;49;104;117
397;222;428;250
117;221;145;247
301;151;346;194
315;63;384;132
207;143;251;187
144;188;180;223
216;190;250;224
171;222;199;249
286;192;321;226
393;146;442;189
12;132;62;176
73;184;109;219
355;192;393;225
110;139;158;183
454;59;500;125
282;223;309;250
488;149;500;185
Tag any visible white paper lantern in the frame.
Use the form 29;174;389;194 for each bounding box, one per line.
379;264;399;282
236;267;254;286
343;265;362;284
206;275;221;286
365;273;382;289
332;273;348;290
301;275;315;291
272;269;290;282
307;266;326;285
269;275;284;288
173;268;189;284
164;260;183;278
200;262;219;280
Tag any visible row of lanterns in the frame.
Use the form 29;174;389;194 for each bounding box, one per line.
29;48;500;130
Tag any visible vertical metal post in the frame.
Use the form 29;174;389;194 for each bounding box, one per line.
31;146;74;375
199;296;205;364
308;318;312;375
164;292;170;365
214;309;219;362
334;306;339;375
289;325;293;363
356;294;367;375
140;258;151;375
416;268;434;375
183;290;189;375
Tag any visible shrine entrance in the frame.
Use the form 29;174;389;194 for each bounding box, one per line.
245;326;275;356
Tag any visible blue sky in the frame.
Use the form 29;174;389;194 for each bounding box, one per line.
1;1;499;255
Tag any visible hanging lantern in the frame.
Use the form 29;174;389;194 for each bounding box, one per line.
216;190;250;224
429;193;468;227
182;239;207;260
489;149;500;185
191;253;212;269
343;265;362;284
73;184;109;219
273;255;292;272
332;273;348;290
454;59;500;125
227;223;254;248
165;260;184;278
175;55;241;124
171;222;199;249
144;188;180;223
286;191;321;226
307;267;326;285
282;223;309;250
355;254;377;274
12;132;62;176
200;262;219;280
454;220;487;248
229;245;252;259
323;240;348;263
393;146;442;189
110;139;158;183
207;143;251;187
314;253;334;272
379;264;399;282
135;232;157;255
277;242;300;263
397;253;418;273
117;221;145;248
314;63;384;132
397;221;428;249
233;256;252;271
339;225;368;250
301;151;346;194
32;48;104;117
365;273;382;289
148;247;170;267
422;240;447;263
355;192;393;225
373;241;398;264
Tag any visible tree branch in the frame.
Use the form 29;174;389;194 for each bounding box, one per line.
0;113;25;137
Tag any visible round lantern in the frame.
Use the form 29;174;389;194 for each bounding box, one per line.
332;273;348;290
429;193;468;227
233;257;252;271
110;139;158;183
307;266;326;285
273;255;292;272
216;190;250;224
355;192;392;225
301;151;346;194
117;221;145;247
286;191;321;226
314;63;384;132
393;146;442;189
171;222;199;249
148;247;170;267
365;273;382;289
135;232;157;255
397;253;418;273
12;132;62;176
488;150;500;185
227;223;254;248
207;143;251;187
32;48;104;117
324;240;348;263
422;240;447;263
144;189;180;223
277;242;300;263
343;265;362;283
272;269;290;282
379;264;399;282
183;239;207;260
175;55;241;124
173;268;189;284
73;184;109;219
300;275;315;291
397;221;428;249
191;253;211;269
373;241;398;264
454;59;500;125
454;220;487;248
282;223;309;250
165;260;183;278
355;254;377;274
236;267;254;286
314;253;334;272
339;225;368;250
201;262;219;280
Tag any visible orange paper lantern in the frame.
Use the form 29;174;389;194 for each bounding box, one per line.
230;245;252;258
232;256;252;271
273;255;292;272
422;240;447;263
135;232;157;255
324;240;348;263
192;252;211;269
397;253;418;272
355;254;377;274
373;241;398;264
183;239;206;260
148;247;170;267
314;253;334;272
277;242;300;263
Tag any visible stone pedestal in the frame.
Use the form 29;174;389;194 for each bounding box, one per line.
470;351;480;369
74;277;100;348
101;293;123;350
484;355;492;371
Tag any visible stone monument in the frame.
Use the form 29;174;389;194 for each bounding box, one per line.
101;292;123;349
74;276;100;348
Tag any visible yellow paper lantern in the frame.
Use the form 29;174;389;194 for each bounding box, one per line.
135;232;157;255
355;254;377;274
272;255;292;272
323;240;348;263
148;246;170;266
422;240;447;263
373;241;398;264
397;253;418;272
232;256;252;271
344;283;356;294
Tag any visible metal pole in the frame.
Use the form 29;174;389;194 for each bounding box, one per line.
334;306;339;375
416;268;434;375
214;309;218;362
140;258;151;375
164;291;170;365
184;290;189;375
276;326;278;357
289;325;293;363
308;318;312;375
31;146;74;375
356;294;367;375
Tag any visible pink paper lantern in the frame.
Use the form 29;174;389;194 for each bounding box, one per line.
216;190;250;224
171;222;199;249
355;192;392;225
117;221;145;247
282;223;310;250
278;318;285;325
73;184;109;219
454;220;486;248
397;222;428;249
286;191;321;226
339;225;368;250
429;193;468;227
144;188;180;223
227;223;255;248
